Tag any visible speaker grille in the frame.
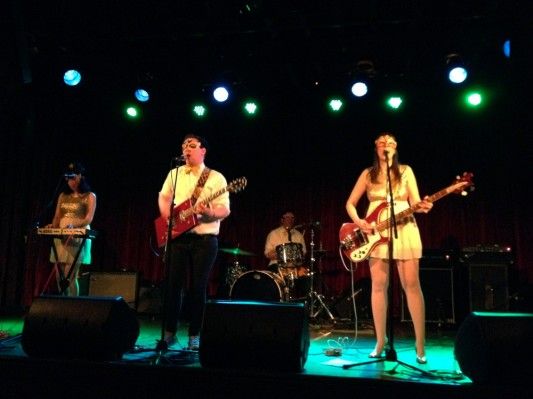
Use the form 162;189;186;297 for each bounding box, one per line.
22;295;140;360
454;312;533;384
200;300;310;372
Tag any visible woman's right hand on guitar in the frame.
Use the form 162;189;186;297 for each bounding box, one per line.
356;219;374;234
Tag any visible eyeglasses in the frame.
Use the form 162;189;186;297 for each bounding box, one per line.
181;141;200;150
375;139;397;148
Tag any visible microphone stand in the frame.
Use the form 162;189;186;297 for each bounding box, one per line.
343;153;432;377
135;157;194;365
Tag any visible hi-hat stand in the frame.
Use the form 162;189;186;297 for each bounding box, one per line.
306;225;335;321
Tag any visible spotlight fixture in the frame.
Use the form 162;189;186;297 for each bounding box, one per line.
134;71;154;102
350;60;376;98
63;69;82;86
134;88;150;102
213;86;230;103
503;39;511;58
446;53;468;84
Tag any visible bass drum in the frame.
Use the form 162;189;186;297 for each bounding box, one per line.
230;270;287;302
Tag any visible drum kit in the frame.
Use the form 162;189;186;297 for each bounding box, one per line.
221;222;335;321
220;243;309;302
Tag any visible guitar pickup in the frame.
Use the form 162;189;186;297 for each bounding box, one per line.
354;229;369;245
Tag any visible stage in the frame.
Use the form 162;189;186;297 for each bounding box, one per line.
2;303;530;399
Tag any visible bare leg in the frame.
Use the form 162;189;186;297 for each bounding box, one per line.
397;259;425;357
369;258;390;355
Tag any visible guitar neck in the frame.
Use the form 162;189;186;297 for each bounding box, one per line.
375;184;461;233
180;186;229;219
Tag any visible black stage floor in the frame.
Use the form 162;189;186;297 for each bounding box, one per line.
0;301;530;399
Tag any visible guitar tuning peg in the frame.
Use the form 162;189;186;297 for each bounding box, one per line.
461;190;468;197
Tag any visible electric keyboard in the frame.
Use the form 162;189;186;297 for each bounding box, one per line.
36;227;97;239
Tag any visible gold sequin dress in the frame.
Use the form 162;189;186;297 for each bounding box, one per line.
365;165;422;260
49;193;92;264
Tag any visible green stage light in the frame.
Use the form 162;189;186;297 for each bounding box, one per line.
328;98;343;112
125;105;141;119
386;96;403;109
464;91;484;108
243;101;259;116
192;104;207;118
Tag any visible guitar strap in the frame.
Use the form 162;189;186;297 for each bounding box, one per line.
191;167;211;206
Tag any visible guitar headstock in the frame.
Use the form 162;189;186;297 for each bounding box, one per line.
228;177;248;193
452;172;474;196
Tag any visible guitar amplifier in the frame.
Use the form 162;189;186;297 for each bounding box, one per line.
88;272;139;309
462;246;513;313
401;250;456;324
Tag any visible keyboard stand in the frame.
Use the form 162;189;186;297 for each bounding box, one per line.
40;235;89;296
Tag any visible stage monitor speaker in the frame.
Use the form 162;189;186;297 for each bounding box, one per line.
454;312;533;384
200;300;310;372
89;272;138;309
22;295;140;361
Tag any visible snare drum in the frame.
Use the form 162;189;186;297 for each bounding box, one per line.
275;243;304;266
230;270;287;302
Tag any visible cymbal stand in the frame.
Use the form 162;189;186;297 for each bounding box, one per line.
307;227;335;321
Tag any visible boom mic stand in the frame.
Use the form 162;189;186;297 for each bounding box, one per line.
343;153;432;377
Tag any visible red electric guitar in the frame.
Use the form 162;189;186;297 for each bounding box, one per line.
154;177;247;248
339;172;474;263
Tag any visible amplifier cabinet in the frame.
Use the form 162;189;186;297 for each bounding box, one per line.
402;267;455;324
468;262;509;312
88;272;139;309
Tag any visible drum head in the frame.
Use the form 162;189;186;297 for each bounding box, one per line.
230;270;285;302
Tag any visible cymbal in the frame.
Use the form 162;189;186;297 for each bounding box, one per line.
219;247;256;256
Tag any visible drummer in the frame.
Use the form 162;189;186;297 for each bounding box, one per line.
264;210;307;275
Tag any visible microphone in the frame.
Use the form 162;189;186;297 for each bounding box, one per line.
64;173;76;178
174;155;186;163
384;150;389;157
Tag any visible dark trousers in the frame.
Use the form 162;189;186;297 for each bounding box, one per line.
164;233;218;336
